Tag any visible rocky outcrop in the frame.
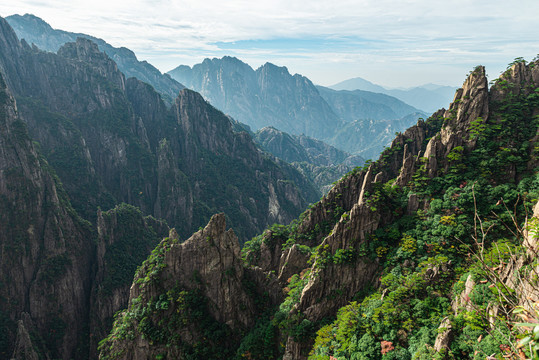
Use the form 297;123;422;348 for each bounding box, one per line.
490;61;539;103
254;64;495;359
433;317;452;353
419;66;489;180
89;204;168;358
99;214;282;359
10;313;40;360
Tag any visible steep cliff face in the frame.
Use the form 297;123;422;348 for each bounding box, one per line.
99;58;539;359
239;59;539;359
89;204;169;358
168;56;343;140
0;17;317;242
6;13;185;104
0;71;94;359
99;214;282;359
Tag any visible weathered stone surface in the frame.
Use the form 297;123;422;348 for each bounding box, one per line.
101;214;278;359
0;66;93;359
278;244;311;282
433;317;452;353
452;274;476;313
88;205;168;358
10;313;40;360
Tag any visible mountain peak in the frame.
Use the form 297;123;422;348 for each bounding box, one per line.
258;61;289;74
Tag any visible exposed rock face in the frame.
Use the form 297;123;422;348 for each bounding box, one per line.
433;317;452;353
249;63;493;358
6;13;185;104
0;70;93;359
10;313;40;360
99;214;282;359
0;16;318;358
0;16;318;242
168;56;342;139
490;61;539;103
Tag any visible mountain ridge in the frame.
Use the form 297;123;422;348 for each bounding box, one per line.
5;13;185;104
330;76;457;113
103;58;539;359
168;56;425;159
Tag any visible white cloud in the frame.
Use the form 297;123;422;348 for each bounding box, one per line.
1;0;539;87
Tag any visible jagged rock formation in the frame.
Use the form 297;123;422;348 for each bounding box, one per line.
239;59;539;359
3;11;539;360
0;15;319;358
5;14;185;104
0;17;318;242
89;204;169;358
99;214;282;359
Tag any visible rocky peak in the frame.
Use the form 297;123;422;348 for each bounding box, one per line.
174;88;239;158
491;59;539;102
0;70;94;359
100;214;264;358
57;37;126;91
0;17;21;53
442;65;489;143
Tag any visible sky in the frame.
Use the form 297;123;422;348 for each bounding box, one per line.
1;0;539;88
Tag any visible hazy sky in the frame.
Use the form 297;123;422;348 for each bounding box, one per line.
1;0;538;88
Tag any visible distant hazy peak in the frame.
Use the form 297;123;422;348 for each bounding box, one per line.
329;76;386;93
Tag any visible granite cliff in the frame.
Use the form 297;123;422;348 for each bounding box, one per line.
168;56;424;159
0;16;318;359
104;58;539;359
0;17;318;242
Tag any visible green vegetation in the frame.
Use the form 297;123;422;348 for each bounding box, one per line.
98;203;166;295
238;58;539;359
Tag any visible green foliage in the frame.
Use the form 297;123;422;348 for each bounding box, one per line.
38;254;71;283
99;285;235;360
99;203;166;295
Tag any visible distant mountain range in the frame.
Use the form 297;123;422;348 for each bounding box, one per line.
168;57;342;140
330;76;457;113
6;14;184;104
168;57;427;159
254;126;365;193
7;14;440;161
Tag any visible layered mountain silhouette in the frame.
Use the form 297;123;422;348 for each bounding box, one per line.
168;56;427;159
330;76;457;113
6;14;185;104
